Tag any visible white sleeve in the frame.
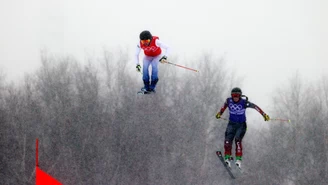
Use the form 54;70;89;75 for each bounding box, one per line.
134;44;141;65
155;39;170;56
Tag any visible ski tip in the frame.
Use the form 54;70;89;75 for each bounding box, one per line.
216;151;222;156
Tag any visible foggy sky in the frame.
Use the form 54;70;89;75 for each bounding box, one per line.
1;0;327;115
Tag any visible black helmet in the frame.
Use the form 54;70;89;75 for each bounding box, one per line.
231;87;242;95
139;30;152;40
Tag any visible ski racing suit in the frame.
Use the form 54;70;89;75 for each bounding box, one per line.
134;36;169;91
218;97;266;159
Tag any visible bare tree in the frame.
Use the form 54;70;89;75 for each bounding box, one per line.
254;73;328;185
9;50;323;184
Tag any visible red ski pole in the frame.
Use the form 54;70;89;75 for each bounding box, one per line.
164;61;199;72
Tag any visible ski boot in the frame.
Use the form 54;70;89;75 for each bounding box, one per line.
235;156;242;169
224;155;233;168
148;88;156;93
140;87;149;92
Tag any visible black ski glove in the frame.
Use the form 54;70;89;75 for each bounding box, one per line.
159;56;167;63
136;64;141;72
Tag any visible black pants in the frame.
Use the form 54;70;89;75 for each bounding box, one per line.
224;121;247;157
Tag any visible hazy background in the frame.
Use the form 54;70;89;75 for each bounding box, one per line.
0;0;327;184
1;0;328;104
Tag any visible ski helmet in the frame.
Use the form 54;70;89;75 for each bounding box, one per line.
231;87;242;97
139;30;152;40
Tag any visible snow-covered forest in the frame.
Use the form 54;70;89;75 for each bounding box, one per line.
0;51;327;185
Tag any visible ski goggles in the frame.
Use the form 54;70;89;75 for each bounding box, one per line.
141;39;151;44
231;93;241;98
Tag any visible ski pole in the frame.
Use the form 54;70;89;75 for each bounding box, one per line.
219;117;228;121
270;118;291;122
163;61;199;72
137;68;143;75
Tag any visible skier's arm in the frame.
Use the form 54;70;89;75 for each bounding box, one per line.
134;44;141;65
156;39;170;56
246;101;270;121
135;45;142;72
216;99;228;119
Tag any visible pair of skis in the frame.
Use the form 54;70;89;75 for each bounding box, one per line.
215;151;242;179
137;90;155;95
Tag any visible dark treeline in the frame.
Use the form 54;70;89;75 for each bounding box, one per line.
0;51;327;185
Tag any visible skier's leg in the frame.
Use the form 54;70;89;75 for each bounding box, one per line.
142;57;151;90
224;122;236;158
235;122;247;160
149;57;159;91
